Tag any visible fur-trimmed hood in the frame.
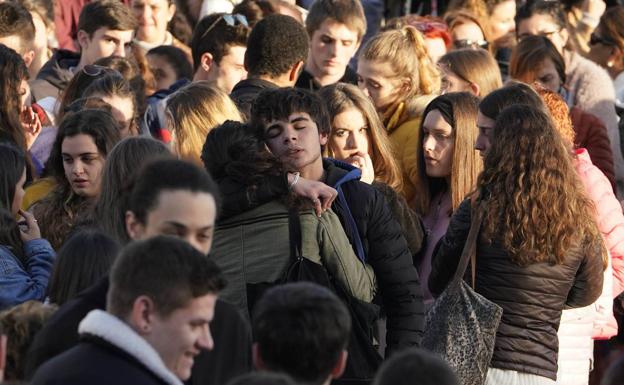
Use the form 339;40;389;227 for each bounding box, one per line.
79;310;183;385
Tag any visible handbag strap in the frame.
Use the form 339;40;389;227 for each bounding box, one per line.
288;209;303;260
450;200;484;289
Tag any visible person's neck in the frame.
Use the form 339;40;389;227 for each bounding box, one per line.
137;31;168;45
75;56;88;72
305;61;345;87
299;158;325;182
253;73;294;87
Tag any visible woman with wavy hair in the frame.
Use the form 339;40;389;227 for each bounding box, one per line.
32;109;121;250
166;81;243;164
357;25;441;204
413;92;481;305
319;82;424;264
430;104;605;384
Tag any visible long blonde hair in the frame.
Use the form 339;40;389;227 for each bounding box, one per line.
359;25;441;115
166;81;243;164
413;92;482;215
438;48;502;97
319;83;402;191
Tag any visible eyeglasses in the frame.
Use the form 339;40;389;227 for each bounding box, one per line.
590;33;617;47
453;39;489;50
517;29;561;43
199;14;249;41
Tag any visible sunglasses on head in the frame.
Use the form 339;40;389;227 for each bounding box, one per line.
82;64;111;77
590;33;617;47
453;39;489;50
200;14;249;40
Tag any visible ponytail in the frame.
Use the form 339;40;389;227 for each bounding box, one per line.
360;25;440;103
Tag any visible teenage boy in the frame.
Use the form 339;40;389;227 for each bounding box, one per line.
230;14;309;118
25;160;252;385
252;282;351;385
31;236;226;385
145;12;250;139
250;88;425;358
295;0;366;90
191;12;251;94
0;2;36;74
30;0;137;102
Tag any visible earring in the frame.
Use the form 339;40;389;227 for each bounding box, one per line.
607;61;614;68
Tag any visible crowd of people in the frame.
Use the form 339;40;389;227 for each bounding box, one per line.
0;0;624;384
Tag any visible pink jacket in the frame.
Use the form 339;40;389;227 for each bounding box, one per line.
574;148;624;338
556;149;624;384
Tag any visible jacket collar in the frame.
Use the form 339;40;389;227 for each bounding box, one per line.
323;158;361;188
79;310;183;385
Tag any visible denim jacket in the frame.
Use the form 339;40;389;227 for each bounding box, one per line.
0;238;55;310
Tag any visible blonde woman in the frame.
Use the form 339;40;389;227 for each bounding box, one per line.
165;81;244;164
357;25;441;204
319;82;424;262
438;48;503;97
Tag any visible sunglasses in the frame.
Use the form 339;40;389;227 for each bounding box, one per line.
82;64;112;77
590;33;617;47
413;21;449;34
200;14;249;41
453;39;489;50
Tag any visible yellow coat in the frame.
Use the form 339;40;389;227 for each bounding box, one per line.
22;177;56;212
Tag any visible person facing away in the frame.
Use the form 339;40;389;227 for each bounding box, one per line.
252;282;351;385
31;236;226;385
24;159;253;385
249;87;425;356
230;14;309;119
295;0;366;91
429;104;605;384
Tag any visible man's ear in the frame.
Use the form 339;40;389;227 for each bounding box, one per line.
129;295;156;335
288;60;305;82
329;350;348;379
319;131;329;146
167;2;176;23
200;52;214;73
252;343;266;370
77;30;90;50
125;211;144;240
22;50;35;68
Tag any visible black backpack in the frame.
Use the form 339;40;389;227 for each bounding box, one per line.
246;210;383;384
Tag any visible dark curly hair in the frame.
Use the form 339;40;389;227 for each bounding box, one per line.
0;44;29;152
244;14;308;78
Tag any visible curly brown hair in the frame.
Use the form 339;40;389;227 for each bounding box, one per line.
478;104;605;265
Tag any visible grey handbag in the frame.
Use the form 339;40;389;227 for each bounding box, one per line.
422;202;503;385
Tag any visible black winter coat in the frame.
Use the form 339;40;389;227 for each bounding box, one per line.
24;277;253;385
31;335;174;385
429;199;604;380
324;160;425;353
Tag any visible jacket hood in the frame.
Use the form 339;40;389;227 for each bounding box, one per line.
79;310;184;385
36;49;80;90
323;158;361;188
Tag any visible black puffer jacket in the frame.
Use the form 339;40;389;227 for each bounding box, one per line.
30;49;80;102
429;199;604;381
324;160;425;353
